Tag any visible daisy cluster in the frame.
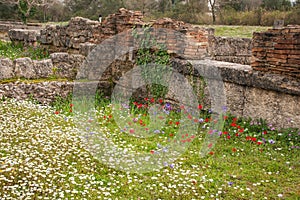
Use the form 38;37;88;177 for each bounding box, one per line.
0;98;299;199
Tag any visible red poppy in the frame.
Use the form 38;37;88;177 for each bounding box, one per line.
150;98;155;103
251;137;257;142
239;128;244;133
246;136;251;141
159;99;163;104
235;133;239;137
208;143;213;148
180;105;185;110
263;131;267;135
54;111;59;114
257;141;262;145
227;135;231;139
175;121;180;125
205;118;211;122
150;150;155;154
187;138;191;142
224;116;228;120
230;123;236;127
223;131;229;135
137;104;143;108
188;115;192;120
70;104;74;107
209;151;214;155
232;148;237;152
237;125;241;129
169;133;174;137
69;109;72;113
198;104;203;110
191;135;196;139
144;97;149;101
169;121;173;125
129;129;135;134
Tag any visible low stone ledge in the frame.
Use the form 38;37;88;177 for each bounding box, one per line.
0;52;85;80
0;81;74;104
190;59;300;96
8;29;40;46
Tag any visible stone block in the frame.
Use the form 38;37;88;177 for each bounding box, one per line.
0;58;14;79
33;59;53;78
14;57;36;79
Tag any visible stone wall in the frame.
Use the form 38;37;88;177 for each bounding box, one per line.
208;36;252;65
0;53;85;80
252;25;300;78
0;21;42;41
6;9;255;64
8;8;212;60
0;59;299;129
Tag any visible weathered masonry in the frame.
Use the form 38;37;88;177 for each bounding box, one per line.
1;8;299;129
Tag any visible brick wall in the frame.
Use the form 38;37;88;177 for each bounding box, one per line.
251;26;300;78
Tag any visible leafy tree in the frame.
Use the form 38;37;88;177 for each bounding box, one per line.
262;0;291;11
0;0;55;23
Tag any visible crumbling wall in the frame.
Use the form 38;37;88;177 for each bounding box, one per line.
0;21;42;41
252;25;300;78
0;53;85;80
8;8;212;60
208;36;252;65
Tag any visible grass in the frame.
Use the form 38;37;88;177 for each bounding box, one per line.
0;40;50;60
0;97;299;199
196;25;271;38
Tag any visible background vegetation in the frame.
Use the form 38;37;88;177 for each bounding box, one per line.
0;0;299;26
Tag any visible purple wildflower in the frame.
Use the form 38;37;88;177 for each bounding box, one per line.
269;139;275;144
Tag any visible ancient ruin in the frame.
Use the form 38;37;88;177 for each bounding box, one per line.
0;8;299;128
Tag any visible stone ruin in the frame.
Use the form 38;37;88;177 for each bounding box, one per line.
0;8;299;129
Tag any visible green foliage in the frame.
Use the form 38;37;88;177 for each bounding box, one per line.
132;26;171;100
0;2;19;20
18;0;37;24
262;0;292;11
0;41;50;60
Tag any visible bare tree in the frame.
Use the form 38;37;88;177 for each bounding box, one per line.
208;0;217;23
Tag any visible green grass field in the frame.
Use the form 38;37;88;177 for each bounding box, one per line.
0;98;299;199
197;25;271;38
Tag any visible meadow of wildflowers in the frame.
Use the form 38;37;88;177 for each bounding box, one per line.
0;97;299;199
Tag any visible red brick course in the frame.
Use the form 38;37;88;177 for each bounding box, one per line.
251;26;300;78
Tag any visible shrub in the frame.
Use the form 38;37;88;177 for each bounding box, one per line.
0;41;49;60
